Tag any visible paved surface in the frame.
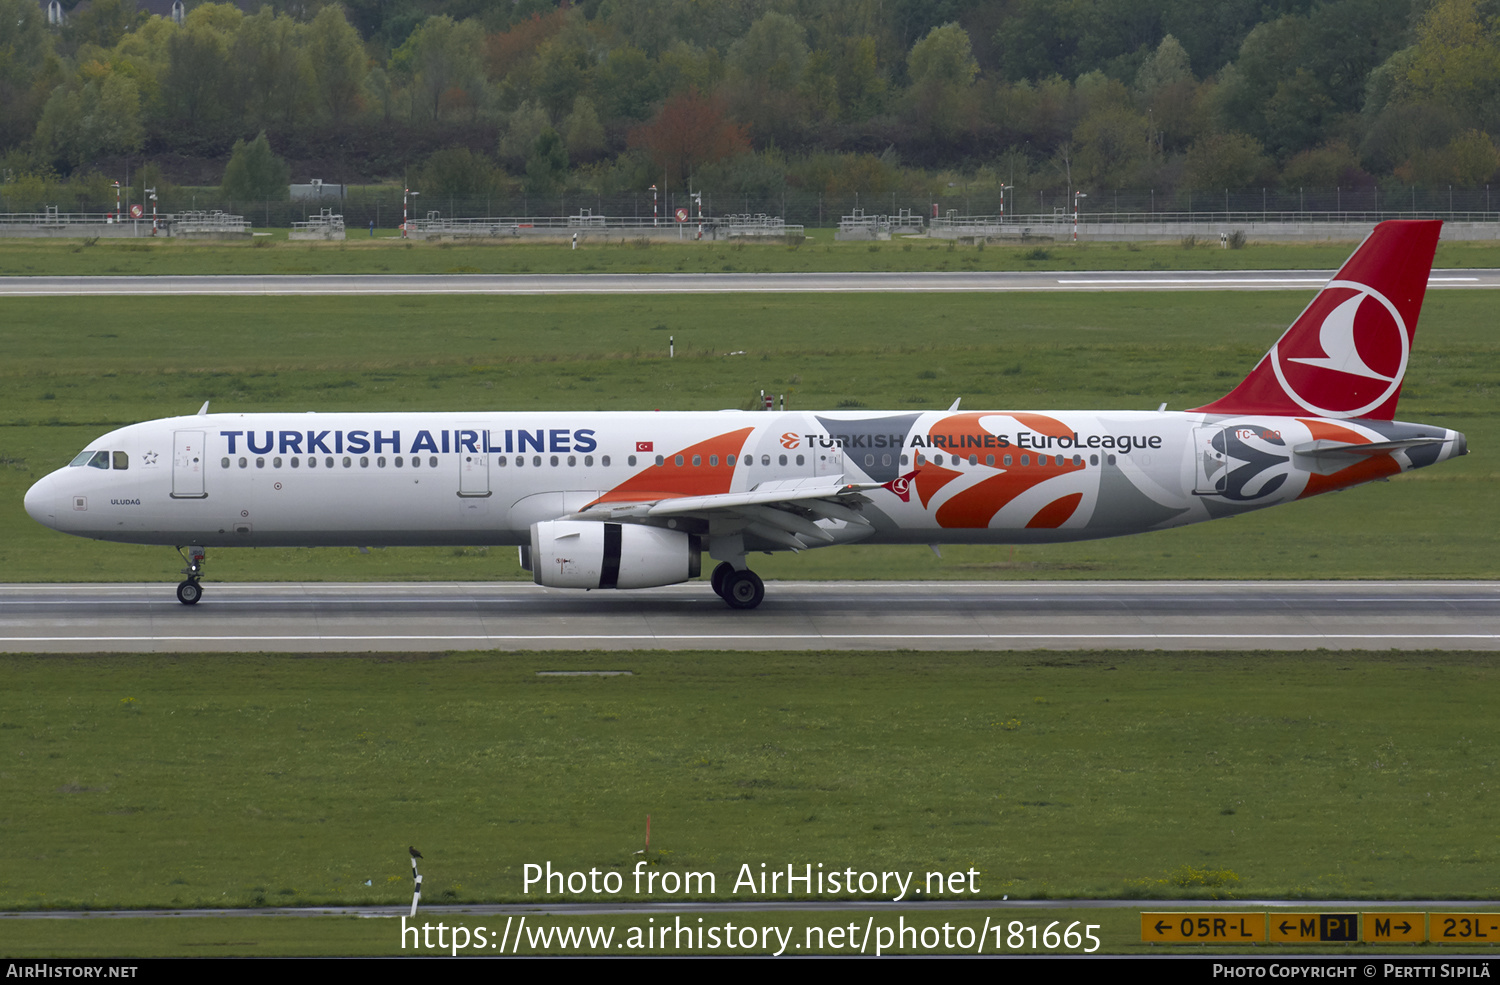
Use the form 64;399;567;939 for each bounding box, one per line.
1;581;1494;653
0;270;1494;296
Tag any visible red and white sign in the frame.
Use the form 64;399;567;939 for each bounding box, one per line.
675;208;688;222
129;204;143;218
635;441;654;453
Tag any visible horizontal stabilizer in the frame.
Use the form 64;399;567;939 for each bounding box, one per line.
1292;437;1444;457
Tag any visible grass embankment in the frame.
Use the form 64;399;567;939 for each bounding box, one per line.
0;290;1491;583
2;232;1500;277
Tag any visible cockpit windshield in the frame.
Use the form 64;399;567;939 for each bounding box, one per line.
68;450;126;469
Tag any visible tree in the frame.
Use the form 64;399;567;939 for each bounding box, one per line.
525;127;568;199
60;0;147;54
235;8;314;128
628;89;750;189
1134;34;1199;153
160;10;239;127
528;21;596;118
0;0;55;152
499;100;551;166
905;23;978;140
725;12;811;142
34;71;144;167
908;22;978;89
1135;34;1193;97
594;45;663;122
220;131;290;201
564;95;606;161
729;12;810;92
420;147;496;199
1280;140;1367;188
1073;104;1149;187
1184;131;1272;189
391;15;485;121
307;6;368;123
1404;0;1500;126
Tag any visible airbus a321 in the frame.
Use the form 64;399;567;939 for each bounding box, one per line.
24;220;1468;609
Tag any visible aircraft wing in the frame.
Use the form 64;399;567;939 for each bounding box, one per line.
571;477;881;549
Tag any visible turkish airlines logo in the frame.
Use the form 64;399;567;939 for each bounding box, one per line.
780;432;801;449
1271;281;1408;418
881;468;920;503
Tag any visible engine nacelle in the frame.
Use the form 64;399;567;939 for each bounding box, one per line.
530;520;701;589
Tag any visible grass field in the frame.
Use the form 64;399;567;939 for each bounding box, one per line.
0;289;1492;583
2;650;1498;923
3;231;1500;278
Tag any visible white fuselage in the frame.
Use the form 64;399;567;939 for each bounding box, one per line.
23;408;1466;552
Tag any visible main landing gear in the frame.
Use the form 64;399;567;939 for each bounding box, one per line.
710;561;764;610
175;545;205;605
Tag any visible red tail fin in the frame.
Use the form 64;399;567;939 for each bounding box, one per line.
1192;219;1441;420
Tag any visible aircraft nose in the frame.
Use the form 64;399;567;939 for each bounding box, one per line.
24;473;57;527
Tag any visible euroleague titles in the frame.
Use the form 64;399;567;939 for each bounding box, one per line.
902;430;1164;454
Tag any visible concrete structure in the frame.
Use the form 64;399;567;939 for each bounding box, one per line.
406;211;802;243
0;210;161;238
165;211;252;239
929;211;1500;242
0;209;251;239
289;209;345;241
835;209;924;241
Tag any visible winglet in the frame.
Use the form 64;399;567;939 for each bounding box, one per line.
1192;219;1441;420
196;401;211;416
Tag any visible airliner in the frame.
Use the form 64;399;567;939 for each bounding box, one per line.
23;220;1468;608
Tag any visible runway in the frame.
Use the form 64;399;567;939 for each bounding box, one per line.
1;580;1495;653
0;270;1495;295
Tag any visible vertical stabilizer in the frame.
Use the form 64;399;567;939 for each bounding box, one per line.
1192;219;1441;420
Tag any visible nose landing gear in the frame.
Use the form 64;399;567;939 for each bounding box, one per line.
175;545;205;605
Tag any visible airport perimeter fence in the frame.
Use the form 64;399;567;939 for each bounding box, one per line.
3;185;1500;233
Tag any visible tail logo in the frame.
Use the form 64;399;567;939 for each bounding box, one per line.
1270;280;1409;418
882;468;920;503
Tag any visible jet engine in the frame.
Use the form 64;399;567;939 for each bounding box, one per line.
530;520;700;589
